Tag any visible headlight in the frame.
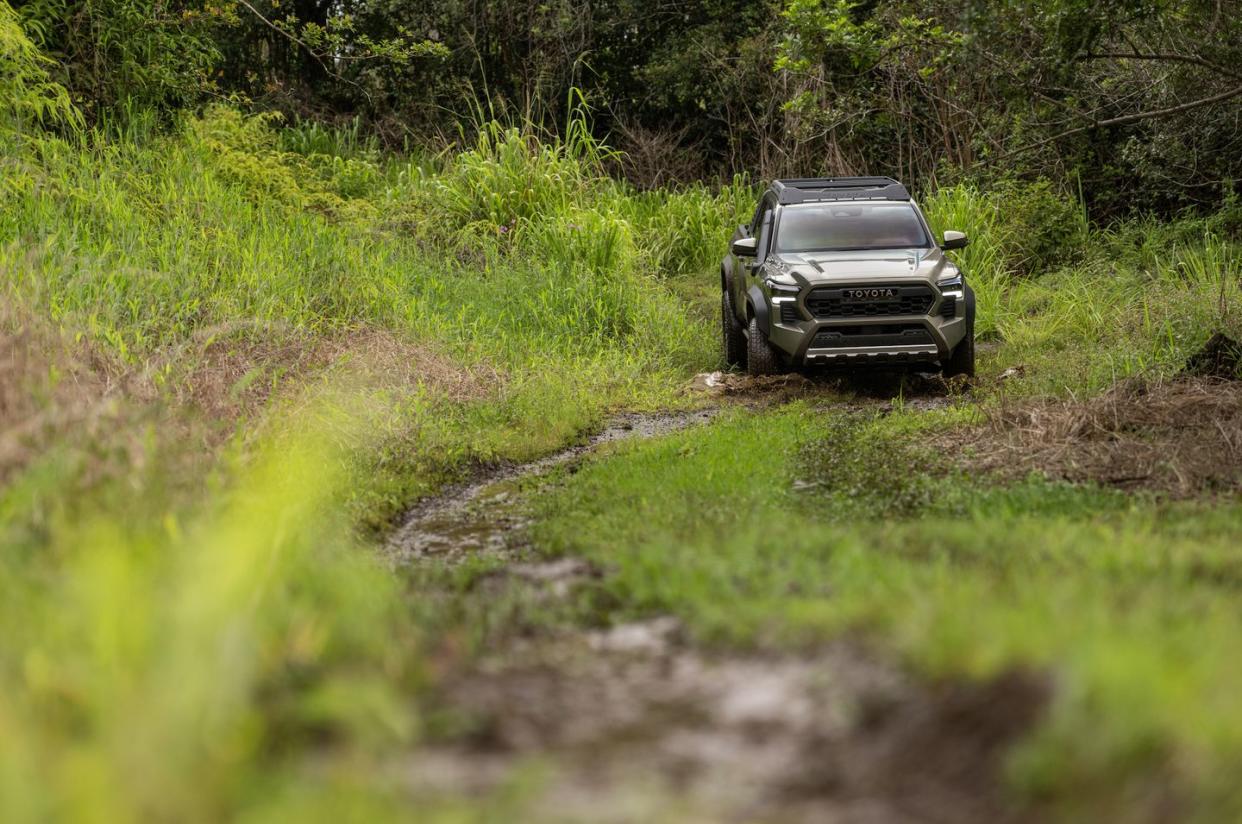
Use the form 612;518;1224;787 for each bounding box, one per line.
937;269;963;290
764;276;800;295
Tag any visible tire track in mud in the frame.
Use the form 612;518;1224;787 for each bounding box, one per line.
384;408;721;565
384;386;1043;823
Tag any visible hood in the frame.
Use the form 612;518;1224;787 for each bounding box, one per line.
775;247;952;285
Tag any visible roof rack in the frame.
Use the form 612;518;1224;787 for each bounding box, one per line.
772;177;909;205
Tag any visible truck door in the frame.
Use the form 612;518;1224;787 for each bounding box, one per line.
746;200;774;307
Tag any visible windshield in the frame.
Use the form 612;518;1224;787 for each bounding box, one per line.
775;202;930;252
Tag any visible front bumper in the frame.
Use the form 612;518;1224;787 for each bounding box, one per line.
768;282;968;366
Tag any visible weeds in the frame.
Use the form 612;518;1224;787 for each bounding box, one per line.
534;402;1242;818
3;87;1242;822
0;103;736;820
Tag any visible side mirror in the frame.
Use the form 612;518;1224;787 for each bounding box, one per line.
731;236;758;257
942;230;969;251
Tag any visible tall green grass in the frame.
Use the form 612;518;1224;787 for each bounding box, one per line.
923;182;1240;391
3;104;744;368
0;100;747;820
2;50;1239;821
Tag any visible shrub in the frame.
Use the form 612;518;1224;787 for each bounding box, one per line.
0;1;80;133
990;178;1090;276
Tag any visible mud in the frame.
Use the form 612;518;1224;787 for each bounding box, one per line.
385;409;720;564
688;367;961;410
405;631;1046;823
387;370;951;565
388;397;1043;822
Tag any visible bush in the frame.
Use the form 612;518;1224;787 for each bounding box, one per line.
990;178;1089;276
922;179;1091;338
0;1;80;133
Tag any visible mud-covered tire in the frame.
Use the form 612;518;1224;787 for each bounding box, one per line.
746;316;783;376
721;290;747;368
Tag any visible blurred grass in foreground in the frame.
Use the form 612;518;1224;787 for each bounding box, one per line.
0;390;428;821
534;403;1242;820
2;15;1241;817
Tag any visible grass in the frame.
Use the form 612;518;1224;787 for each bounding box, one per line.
0;103;742;821
533;401;1242;819
3;73;1242;821
1;399;420;820
1;104;742;524
920;182;1241;394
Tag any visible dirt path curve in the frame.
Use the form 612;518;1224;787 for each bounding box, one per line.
384;390;1043;824
385;409;720;564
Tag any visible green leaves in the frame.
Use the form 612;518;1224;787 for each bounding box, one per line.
0;1;82;133
772;0;970;171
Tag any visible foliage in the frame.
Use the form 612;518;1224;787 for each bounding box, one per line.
776;0;965;175
16;0;444;124
16;0;224;117
534;398;1242;818
0;101;741;819
771;0;1241;213
0;0;80;131
12;0;1242;215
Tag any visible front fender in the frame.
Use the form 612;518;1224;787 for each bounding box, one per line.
746;285;770;336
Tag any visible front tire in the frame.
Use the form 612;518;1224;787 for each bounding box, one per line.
943;316;973;377
746;316;783;376
943;290;976;378
722;290;747;368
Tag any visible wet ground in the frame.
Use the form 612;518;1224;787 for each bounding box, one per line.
385;378;1041;822
402;627;1043;823
385;409;720;564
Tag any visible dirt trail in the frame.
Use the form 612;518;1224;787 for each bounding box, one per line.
385;409;720;564
386;386;1041;823
403;626;1043;823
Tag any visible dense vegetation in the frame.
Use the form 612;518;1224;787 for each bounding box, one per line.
15;0;1242;213
3;0;1242;819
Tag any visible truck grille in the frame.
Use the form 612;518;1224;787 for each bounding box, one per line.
812;323;934;348
806;285;934;318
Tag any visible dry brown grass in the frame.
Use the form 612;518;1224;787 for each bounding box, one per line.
953;377;1242;496
0;307;131;486
164;323;491;424
1;306;494;490
609;121;705;190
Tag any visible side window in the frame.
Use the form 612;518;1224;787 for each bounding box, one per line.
756;204;774;263
749;201;767;236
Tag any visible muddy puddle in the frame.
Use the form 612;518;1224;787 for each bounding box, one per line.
404;626;1043;823
385;409;720;565
385;395;1039;822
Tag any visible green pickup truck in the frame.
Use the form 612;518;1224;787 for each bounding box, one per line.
722;177;975;377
